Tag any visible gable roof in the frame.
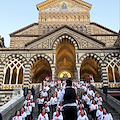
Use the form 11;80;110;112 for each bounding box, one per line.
25;25;105;47
9;23;38;37
90;22;118;34
37;0;92;10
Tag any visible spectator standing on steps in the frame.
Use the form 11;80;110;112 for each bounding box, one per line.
31;85;35;98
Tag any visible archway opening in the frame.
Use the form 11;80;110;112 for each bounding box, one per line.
30;58;52;83
80;57;101;82
56;40;75;79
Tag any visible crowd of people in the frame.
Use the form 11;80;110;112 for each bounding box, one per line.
12;79;113;120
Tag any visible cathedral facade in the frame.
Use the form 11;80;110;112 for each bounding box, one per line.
0;0;120;90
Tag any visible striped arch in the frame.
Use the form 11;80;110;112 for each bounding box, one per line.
29;53;53;67
52;34;79;50
78;53;103;66
3;54;27;65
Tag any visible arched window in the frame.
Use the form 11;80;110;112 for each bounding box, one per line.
4;58;25;84
51;27;54;30
80;27;83;32
45;18;46;21
62;3;67;9
106;57;120;83
43;27;45;34
84;26;87;33
47;27;49;32
41;17;43;21
76;26;78;30
78;16;80;21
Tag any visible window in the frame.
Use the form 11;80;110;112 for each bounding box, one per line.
62;3;67;9
106;57;120;83
4;58;25;84
84;26;87;33
80;27;83;32
78;16;80;21
43;27;45;34
76;26;78;30
51;27;54;30
47;27;49;32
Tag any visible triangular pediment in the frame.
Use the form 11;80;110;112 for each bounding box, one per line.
25;25;105;49
37;0;91;13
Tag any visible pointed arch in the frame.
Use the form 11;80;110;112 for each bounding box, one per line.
104;53;120;83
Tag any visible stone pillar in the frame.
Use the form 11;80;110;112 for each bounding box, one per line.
101;63;109;87
0;64;4;88
76;53;78;64
51;67;55;81
77;67;80;81
112;67;116;83
118;67;120;78
23;64;31;88
53;54;56;64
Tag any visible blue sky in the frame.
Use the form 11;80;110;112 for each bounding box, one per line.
0;0;119;47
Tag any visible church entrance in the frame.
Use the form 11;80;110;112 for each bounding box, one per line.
30;57;52;83
56;40;75;79
80;57;101;82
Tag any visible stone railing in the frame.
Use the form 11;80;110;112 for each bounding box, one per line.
92;82;120;88
0;84;40;120
0;88;24;120
91;84;120;114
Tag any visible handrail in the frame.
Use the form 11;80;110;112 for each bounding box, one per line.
91;84;120;114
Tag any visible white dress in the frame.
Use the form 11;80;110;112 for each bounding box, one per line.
24;105;32;116
94;97;102;105
38;113;49;120
53;114;63;120
77;115;88;120
21;112;27;120
90;104;98;111
96;109;103;120
50;97;58;105
12;116;22;120
102;113;113;120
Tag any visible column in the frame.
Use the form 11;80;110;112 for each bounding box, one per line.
53;54;56;64
101;63;109;87
77;67;80;81
76;53;78;64
118;66;120;77
51;67;55;81
112;67;116;83
9;69;13;84
23;64;31;88
16;68;20;84
0;64;4;87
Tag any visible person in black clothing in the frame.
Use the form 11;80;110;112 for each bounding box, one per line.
31;85;35;98
0;113;2;120
58;78;77;120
